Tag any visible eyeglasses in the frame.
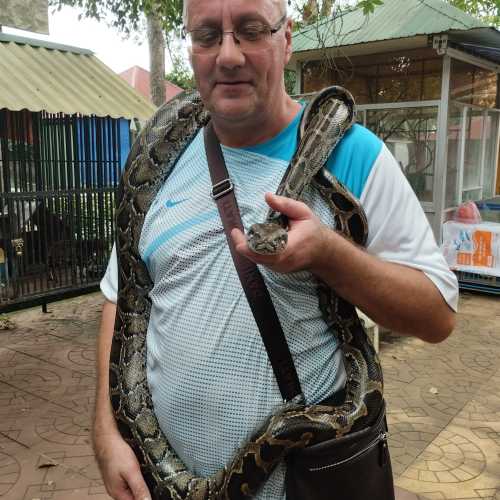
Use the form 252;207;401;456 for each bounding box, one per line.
183;15;287;55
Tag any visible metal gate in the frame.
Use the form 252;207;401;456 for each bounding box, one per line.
0;109;124;311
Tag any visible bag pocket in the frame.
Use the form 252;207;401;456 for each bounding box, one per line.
285;403;394;500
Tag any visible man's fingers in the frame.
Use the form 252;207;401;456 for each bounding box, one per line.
114;488;134;500
264;193;311;220
231;228;282;264
232;228;256;259
231;228;267;260
106;474;135;500
231;228;247;252
125;470;151;500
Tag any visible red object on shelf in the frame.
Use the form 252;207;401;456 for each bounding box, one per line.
453;201;482;224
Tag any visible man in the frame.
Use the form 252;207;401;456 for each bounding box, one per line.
94;0;458;498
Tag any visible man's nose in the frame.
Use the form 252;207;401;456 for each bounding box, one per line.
216;32;245;68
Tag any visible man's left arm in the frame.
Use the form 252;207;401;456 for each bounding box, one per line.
232;192;456;344
309;223;455;343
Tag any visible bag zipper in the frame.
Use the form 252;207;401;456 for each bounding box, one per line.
309;432;388;472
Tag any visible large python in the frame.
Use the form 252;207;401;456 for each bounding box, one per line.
110;86;384;499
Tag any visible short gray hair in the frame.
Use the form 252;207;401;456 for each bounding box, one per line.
182;0;287;27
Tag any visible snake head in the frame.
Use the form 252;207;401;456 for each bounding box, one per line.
247;222;288;255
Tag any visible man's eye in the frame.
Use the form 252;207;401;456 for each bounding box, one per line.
193;29;219;45
238;26;266;41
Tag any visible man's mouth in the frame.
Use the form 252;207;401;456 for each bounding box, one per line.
217;81;251;86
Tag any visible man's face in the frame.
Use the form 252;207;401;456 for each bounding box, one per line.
185;0;293;125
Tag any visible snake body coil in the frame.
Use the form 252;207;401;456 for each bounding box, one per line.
110;86;384;499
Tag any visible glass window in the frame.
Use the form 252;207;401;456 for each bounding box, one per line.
376;57;422;102
462;109;484;194
446;103;462;208
342;67;377;104
302;60;333;94
482;112;500;200
366;106;438;202
422;58;442;101
445;104;500;207
450;59;498;108
301;48;442;104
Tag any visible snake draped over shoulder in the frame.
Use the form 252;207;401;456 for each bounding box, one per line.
110;86;384;500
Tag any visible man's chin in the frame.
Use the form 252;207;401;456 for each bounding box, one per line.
210;99;257;123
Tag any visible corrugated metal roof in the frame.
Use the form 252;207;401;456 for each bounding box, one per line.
0;33;156;120
292;0;493;53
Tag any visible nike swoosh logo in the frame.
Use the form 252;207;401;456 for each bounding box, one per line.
165;199;188;208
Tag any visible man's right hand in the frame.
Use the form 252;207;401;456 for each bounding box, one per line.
94;300;151;500
94;427;151;500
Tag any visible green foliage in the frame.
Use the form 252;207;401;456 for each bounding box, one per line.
356;0;383;15
49;0;183;35
291;0;499;26
284;69;298;94
166;55;195;90
448;0;500;26
291;0;384;27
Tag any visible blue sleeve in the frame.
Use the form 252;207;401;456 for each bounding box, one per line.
325;124;383;199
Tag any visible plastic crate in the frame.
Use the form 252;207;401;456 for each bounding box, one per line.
476;199;500;223
455;270;500;295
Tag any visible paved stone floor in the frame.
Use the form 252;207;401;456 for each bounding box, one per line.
0;291;498;499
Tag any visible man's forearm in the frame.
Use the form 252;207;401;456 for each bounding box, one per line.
232;194;455;343
311;228;455;343
94;300;118;440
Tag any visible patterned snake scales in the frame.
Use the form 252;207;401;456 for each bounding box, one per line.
110;86;384;499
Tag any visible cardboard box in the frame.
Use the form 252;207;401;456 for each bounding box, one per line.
442;221;500;277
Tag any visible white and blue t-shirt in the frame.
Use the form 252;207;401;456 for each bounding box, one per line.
101;109;458;499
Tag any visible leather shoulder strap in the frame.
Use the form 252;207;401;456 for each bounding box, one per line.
204;122;303;403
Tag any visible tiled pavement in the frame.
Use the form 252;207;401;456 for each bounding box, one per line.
384;293;500;500
0;295;106;500
0;291;498;499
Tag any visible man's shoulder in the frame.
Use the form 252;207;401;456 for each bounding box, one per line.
326;124;384;199
339;123;383;159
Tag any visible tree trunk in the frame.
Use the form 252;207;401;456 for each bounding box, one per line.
147;11;166;108
303;0;319;24
320;0;334;18
302;0;335;22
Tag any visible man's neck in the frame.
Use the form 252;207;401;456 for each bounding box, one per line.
211;97;302;148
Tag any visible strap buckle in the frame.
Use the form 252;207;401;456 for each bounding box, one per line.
211;178;233;200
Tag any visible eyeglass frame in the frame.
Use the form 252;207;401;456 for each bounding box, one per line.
182;14;288;53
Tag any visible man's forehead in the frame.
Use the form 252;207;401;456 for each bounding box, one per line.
185;0;283;23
